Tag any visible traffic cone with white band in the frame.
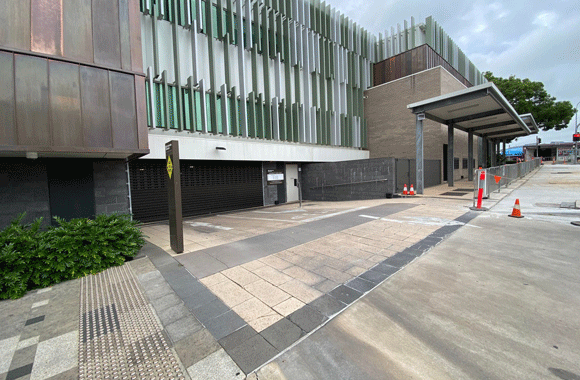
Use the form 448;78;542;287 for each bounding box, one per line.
409;184;415;195
403;184;408;196
509;199;524;218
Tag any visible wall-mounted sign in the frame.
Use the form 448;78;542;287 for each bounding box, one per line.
267;171;284;185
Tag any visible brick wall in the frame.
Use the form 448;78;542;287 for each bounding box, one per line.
93;160;130;215
365;66;480;183
0;159;51;229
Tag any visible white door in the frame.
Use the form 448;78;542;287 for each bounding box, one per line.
285;164;299;202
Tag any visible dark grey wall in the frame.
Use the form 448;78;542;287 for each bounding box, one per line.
302;158;396;201
93;160;130;215
0;158;130;230
0;159;51;228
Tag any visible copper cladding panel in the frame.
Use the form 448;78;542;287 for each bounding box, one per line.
49;60;84;147
109;71;138;149
0;52;17;146
92;0;121;68
80;66;113;148
63;0;94;62
0;1;31;50
128;0;143;73
14;54;51;146
134;75;149;150
118;0;132;70
31;0;63;56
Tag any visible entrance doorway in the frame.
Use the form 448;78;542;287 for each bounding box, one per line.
47;159;95;225
285;164;299;203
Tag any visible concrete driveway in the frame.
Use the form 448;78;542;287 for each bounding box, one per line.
254;165;580;380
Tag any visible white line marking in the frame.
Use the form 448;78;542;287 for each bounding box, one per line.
360;215;481;228
300;206;369;223
189;222;233;230
253;209;307;214
217;215;302;223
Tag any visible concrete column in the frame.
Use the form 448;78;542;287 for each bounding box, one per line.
447;124;454;187
416;115;424;194
490;140;496;167
502;139;506;164
468;131;474;181
482;137;488;168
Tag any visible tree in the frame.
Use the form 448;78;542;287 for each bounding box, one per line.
483;72;576;132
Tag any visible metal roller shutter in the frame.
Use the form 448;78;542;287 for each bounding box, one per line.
130;160;264;223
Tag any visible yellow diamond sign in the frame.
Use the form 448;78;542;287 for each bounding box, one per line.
167;156;173;179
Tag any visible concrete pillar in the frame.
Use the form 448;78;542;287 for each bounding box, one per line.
482;137;488;168
415;114;424;194
468;131;474;181
502;139;507;162
447;124;454;187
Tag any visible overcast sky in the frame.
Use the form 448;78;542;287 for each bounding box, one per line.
325;0;580;147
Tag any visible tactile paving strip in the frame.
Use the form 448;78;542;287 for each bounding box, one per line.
79;265;185;379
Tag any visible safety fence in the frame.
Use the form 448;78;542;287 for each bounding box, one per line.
473;158;542;205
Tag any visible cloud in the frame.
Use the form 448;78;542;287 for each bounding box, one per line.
532;11;558;28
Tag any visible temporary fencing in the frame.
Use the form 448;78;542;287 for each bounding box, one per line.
472;158;541;208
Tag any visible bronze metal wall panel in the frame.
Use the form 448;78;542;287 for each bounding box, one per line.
92;0;121;68
109;72;138;149
15;55;50;146
373;45;472;88
80;66;113;148
134;76;149;150
31;0;63;56
128;0;143;73
63;0;94;62
0;1;31;50
0;52;17;146
118;0;132;70
49;60;83;147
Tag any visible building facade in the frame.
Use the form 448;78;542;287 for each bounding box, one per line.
0;0;148;227
1;1;493;227
130;0;373;221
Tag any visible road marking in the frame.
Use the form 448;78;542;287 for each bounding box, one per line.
253;209;307;214
359;215;480;227
300;206;369;223
217;215;302;223
188;222;233;230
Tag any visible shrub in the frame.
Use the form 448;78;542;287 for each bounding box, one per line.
0;215;43;299
0;213;145;299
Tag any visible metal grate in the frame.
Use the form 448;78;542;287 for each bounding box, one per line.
79;265;185;379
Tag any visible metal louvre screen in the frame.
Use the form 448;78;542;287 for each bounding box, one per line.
130;160;264;223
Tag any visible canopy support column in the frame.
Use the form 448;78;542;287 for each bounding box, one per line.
415;113;424;194
447;124;454;187
468;131;474;181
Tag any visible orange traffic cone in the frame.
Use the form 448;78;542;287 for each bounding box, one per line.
509;199;524;218
409;184;415;195
403;184;408;196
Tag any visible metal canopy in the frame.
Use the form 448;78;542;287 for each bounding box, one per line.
407;82;533;139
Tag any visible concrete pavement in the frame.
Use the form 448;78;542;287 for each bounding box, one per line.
253;164;580;380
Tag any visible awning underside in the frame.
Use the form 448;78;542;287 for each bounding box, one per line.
407;82;538;140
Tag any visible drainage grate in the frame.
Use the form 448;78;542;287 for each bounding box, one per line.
554;172;572;174
79;265;185;379
441;192;469;196
454;188;474;191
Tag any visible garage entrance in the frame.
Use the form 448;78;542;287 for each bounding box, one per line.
130;160;264;223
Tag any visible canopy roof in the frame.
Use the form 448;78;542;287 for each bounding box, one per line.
407;82;537;140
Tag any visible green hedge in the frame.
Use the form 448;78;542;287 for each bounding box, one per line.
0;214;145;300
